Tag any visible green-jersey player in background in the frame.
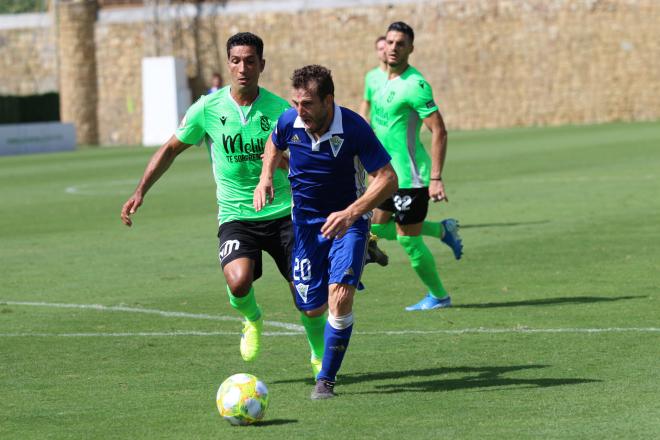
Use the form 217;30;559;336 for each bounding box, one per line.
359;35;387;121
368;22;464;311
120;33;328;376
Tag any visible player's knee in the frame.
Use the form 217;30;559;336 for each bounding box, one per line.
223;264;253;297
224;271;253;296
301;304;327;318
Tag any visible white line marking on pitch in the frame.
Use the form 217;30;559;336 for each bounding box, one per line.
2;301;658;337
0;331;302;337
1;301;304;332
0;328;659;338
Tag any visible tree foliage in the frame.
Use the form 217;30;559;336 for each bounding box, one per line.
0;0;48;14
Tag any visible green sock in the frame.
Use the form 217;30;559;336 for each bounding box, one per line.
374;220;443;240
421;221;442;238
396;235;448;299
300;313;326;360
226;285;262;322
371;221;397;241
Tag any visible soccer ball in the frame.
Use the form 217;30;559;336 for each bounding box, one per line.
216;373;269;426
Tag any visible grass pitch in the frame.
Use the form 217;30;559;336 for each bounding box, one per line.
1;121;659;439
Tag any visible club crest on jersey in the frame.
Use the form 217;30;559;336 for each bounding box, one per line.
295;283;309;303
329;135;344;157
260;115;271;131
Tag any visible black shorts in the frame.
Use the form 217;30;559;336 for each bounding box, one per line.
217;216;293;281
377;187;429;225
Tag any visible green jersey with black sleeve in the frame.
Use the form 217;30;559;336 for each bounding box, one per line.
369;65;439;189
175;87;291;224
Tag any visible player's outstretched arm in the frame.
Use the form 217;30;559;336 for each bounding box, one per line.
424;110;449;203
254;134;284;212
321;163;398;239
120;135;192;226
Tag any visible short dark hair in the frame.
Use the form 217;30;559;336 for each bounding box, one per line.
375;35;386;45
226;32;264;59
387;21;414;43
291;65;334;101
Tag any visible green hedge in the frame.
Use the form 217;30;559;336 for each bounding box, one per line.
0;0;47;14
0;93;59;124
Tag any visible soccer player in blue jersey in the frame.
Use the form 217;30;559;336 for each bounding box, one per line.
254;65;398;399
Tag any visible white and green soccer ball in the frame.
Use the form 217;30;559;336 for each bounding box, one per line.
216;373;269;426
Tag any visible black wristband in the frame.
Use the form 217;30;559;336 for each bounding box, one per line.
430;177;442;181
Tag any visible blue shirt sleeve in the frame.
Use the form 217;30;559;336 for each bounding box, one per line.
355;117;391;173
272;110;292;151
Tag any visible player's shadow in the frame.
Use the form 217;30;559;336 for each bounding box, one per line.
460;220;549;229
453;295;644;309
340;365;601;395
274;365;599;394
252;419;298;427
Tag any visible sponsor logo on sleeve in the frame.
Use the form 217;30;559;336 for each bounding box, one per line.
425;100;436;109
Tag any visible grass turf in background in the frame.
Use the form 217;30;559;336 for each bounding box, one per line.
1;121;659;439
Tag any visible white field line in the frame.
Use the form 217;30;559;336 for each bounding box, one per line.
0;301;660;337
1;301;304;332
1;301;659;337
1;327;660;338
0;331;301;337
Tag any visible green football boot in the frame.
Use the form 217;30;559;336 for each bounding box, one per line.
239;317;263;362
311;355;322;379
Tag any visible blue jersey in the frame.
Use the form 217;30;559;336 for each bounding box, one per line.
272;104;391;225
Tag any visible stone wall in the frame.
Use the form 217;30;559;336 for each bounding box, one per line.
0;15;57;95
1;0;659;145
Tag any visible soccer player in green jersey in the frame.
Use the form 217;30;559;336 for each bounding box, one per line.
369;22;464;311
358;35;387;121
120;33;328;375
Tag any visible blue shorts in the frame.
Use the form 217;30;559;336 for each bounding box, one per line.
291;219;369;311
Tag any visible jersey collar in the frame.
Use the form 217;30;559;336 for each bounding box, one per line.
293;104;343;151
227;87;261;126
